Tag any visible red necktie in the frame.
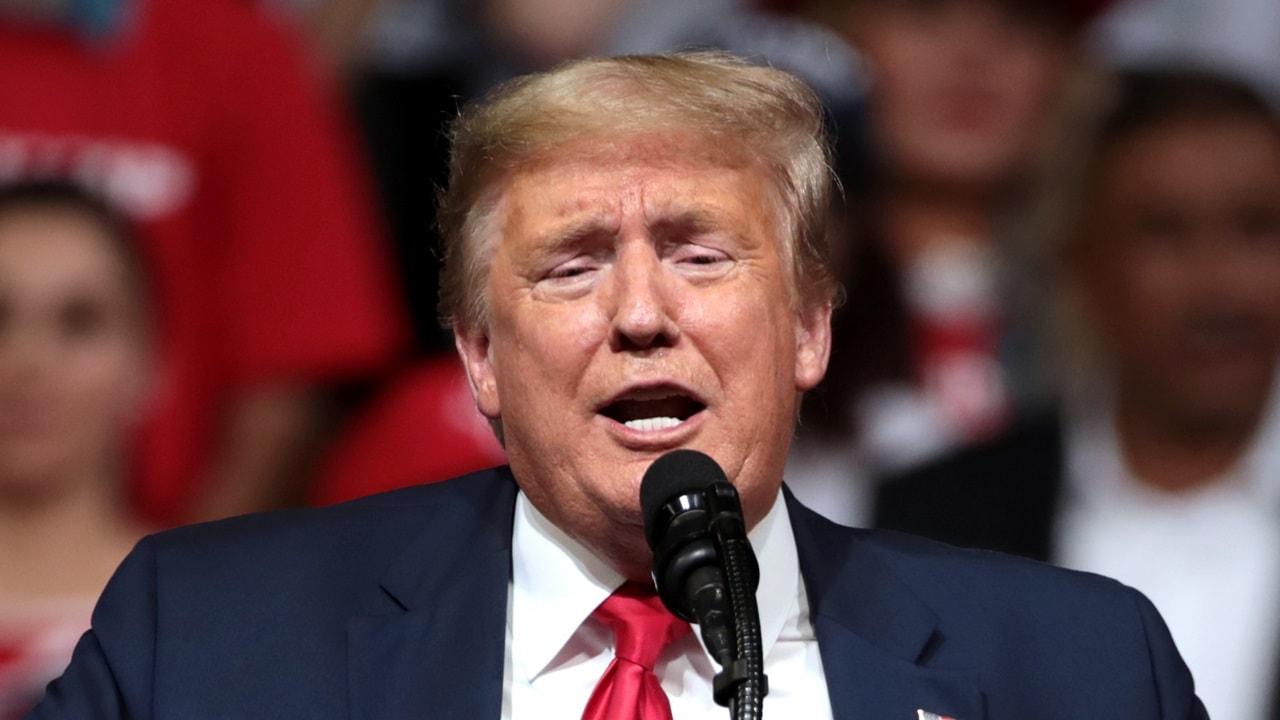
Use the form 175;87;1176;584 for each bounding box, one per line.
581;582;692;720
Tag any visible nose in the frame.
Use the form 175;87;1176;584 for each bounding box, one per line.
608;242;680;353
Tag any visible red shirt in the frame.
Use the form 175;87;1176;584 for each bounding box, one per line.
0;0;406;523
310;356;507;506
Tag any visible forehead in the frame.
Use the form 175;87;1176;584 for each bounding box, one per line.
0;208;131;291
1096;117;1280;192
492;135;781;246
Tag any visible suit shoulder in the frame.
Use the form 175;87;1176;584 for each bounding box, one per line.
794;494;1141;621
145;467;516;585
859;525;1129;602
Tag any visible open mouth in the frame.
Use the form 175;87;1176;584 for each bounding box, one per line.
599;389;705;432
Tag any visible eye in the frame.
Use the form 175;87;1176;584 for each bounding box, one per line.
59;297;109;341
537;256;604;295
1126;209;1190;253
1237;204;1280;249
668;243;731;269
546;263;594;279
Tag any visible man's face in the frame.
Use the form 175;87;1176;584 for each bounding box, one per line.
455;136;831;577
1074;117;1280;432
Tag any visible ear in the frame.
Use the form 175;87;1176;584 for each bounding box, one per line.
794;300;833;392
454;322;501;420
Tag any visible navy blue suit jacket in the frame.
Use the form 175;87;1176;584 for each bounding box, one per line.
29;467;1207;719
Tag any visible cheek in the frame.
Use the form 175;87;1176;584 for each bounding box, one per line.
995;56;1061;133
65;344;146;422
493;303;609;422
705;290;796;385
513;303;606;373
1094;264;1189;358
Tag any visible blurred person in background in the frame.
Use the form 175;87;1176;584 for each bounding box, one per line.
877;67;1280;719
0;181;153;719
786;0;1110;525
0;0;407;525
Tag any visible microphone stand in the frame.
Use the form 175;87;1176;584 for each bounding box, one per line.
705;483;767;720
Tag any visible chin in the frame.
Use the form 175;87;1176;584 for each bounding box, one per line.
1166;388;1270;435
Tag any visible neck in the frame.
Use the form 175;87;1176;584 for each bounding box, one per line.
0;466;143;601
877;180;1001;268
1115;389;1263;494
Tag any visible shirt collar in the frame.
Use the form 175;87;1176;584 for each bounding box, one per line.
510;488;800;682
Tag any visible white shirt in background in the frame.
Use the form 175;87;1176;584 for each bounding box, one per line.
1057;382;1280;720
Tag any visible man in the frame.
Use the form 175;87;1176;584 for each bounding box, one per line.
29;53;1206;719
876;68;1280;719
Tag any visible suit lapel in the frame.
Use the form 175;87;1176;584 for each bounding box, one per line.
347;469;519;720
788;489;986;720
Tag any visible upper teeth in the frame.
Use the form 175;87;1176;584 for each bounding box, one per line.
624;417;682;432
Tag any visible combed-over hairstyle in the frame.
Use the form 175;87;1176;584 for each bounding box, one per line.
437;51;838;332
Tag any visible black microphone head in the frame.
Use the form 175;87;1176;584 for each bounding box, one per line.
641;449;728;548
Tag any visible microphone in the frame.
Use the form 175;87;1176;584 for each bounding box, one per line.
640;449;767;717
641;449;737;665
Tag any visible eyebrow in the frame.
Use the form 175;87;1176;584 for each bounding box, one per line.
651;206;763;254
649;207;723;237
525;214;619;261
524;202;748;260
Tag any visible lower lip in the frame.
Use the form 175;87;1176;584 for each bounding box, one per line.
601;410;705;450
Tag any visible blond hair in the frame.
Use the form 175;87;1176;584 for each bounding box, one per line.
437;51;838;332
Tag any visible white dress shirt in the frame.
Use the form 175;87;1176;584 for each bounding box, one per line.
1057;381;1280;720
501;489;833;719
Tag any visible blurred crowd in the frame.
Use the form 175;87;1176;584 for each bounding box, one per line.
0;0;1276;718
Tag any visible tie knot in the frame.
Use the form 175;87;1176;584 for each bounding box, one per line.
592;583;691;671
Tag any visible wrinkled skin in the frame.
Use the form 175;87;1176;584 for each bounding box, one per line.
455;137;832;578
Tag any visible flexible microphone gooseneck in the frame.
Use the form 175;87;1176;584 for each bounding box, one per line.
640;449;768;720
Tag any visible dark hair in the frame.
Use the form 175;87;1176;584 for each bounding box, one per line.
1099;67;1279;149
1060;66;1280;246
0;179;156;319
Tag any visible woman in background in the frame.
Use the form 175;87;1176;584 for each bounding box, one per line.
0;182;154;719
788;0;1108;524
